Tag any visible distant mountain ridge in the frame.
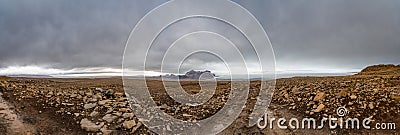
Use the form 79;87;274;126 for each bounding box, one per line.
162;70;216;79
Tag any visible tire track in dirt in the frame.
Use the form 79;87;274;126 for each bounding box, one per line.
0;91;35;135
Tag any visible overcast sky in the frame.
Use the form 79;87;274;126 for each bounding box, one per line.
0;0;399;75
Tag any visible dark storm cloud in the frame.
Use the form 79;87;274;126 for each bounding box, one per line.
237;0;400;70
0;0;399;72
0;0;166;68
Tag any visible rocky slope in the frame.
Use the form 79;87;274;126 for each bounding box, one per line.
357;64;400;75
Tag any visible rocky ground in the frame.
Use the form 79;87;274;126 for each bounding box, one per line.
0;64;399;134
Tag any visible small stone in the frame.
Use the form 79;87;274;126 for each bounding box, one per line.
86;92;93;97
62;103;74;106
95;88;104;92
391;95;400;102
314;104;325;113
84;103;97;109
89;111;99;117
77;95;83;99
83;96;88;103
183;114;192;117
115;92;124;97
368;103;374;109
314;92;326;101
350;95;357;100
284;93;289;99
307;101;315;107
119;108;130;113
102;114;117;123
80;118;104;132
70;94;78;98
117;118;124;123
117;97;127;102
100;126;112;135
106;108;113;114
113;112;122;117
166;125;171;131
123;120;136;129
339;90;347;97
159;104;168;109
373;89;379;93
122;113;134;119
131;122;142;133
98;99;111;106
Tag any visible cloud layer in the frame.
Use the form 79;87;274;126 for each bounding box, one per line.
1;0;399;73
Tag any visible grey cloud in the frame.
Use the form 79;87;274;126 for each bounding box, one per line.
0;0;399;72
0;0;165;68
237;0;400;69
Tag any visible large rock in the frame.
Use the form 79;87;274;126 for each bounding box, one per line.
80;118;104;132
